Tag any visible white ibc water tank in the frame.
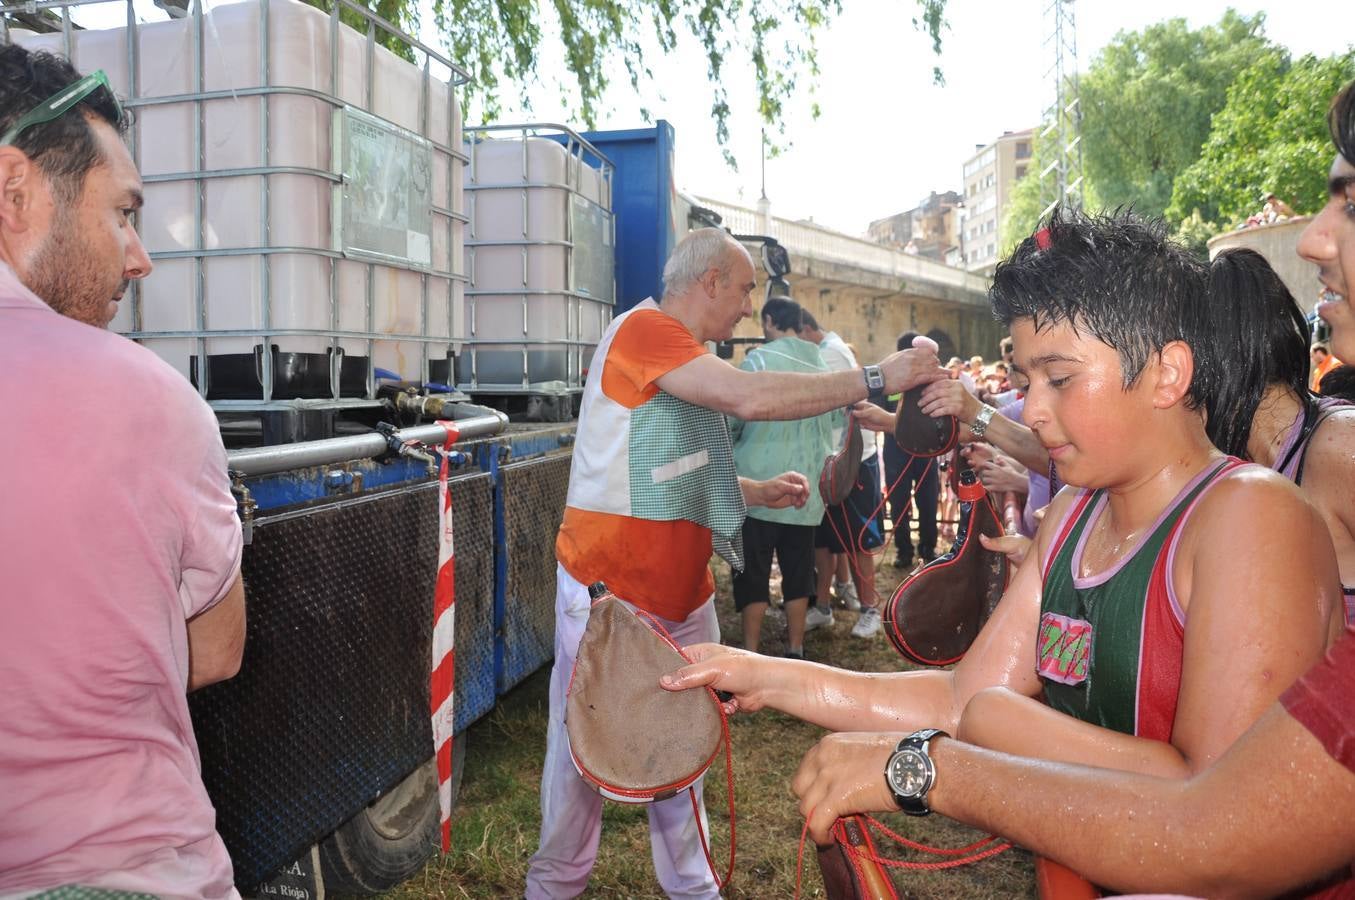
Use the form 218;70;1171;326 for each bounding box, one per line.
463;128;614;391
15;0;468;401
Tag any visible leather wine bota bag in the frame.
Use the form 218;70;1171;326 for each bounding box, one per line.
566;596;723;802
820;409;863;507
893;386;958;458
884;471;1009;666
817;816;897;900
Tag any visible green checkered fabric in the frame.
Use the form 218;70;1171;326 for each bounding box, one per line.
30;889;158;899
628;390;746;571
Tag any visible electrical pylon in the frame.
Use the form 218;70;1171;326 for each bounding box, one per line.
1039;0;1083;218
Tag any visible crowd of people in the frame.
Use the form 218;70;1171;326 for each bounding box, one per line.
2;34;1353;900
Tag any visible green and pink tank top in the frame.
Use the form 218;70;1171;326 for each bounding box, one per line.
1037;458;1247;741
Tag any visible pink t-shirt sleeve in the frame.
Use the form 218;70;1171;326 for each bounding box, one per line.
1282;625;1355;772
168;379;243;619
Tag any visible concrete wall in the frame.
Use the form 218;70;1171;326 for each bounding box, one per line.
730;271;1006;368
1208;217;1323;316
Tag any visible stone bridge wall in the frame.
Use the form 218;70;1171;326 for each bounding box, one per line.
731;271;1006;369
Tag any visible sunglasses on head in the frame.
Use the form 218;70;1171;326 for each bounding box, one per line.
0;69;122;147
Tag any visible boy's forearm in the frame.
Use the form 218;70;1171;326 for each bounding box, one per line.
957;687;1194;779
759;665;962;734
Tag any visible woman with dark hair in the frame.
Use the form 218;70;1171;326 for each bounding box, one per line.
1196;248;1355;624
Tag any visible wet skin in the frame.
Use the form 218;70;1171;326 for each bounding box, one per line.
1299;153;1355;360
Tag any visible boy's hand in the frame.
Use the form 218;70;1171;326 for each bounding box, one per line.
661;643;777;715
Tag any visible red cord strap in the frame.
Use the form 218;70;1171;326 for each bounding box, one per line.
796;812;1012;899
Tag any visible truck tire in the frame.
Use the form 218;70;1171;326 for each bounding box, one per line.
318;737;466;895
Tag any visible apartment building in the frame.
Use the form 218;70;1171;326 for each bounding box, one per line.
866;190;963;262
961;128;1033;274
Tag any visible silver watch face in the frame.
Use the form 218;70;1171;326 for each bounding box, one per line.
887;748;930;797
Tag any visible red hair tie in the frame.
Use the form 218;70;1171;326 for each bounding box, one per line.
1034;227;1052;251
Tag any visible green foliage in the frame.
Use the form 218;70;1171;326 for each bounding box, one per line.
1077;10;1272;221
1003;11;1351;259
315;0;948;167
1166;50;1355;230
1170;208;1223;259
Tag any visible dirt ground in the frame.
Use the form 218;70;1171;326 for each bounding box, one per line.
384;538;1037;899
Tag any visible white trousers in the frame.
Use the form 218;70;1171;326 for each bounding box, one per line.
525;564;722;899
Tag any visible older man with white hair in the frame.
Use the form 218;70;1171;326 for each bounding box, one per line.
526;227;945;899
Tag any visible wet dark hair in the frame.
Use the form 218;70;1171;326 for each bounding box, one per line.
1319;365;1355;402
0;44;126;205
1330;79;1355;166
1191;249;1311;458
989;207;1209;409
897;331;918;352
761;296;804;333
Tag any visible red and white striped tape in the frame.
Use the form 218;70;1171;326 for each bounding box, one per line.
431;421;460;852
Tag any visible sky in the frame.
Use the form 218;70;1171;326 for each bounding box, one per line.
486;0;1354;234
70;0;1353;235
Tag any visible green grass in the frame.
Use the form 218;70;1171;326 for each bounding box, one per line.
384;554;1035;898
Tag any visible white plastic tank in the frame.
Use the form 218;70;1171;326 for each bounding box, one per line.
15;0;467;400
463;129;614;390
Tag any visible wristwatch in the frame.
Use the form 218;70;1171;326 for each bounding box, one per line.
970;403;997;439
885;728;947;816
863;364;885;401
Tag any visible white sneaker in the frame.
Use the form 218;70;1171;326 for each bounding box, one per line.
833;579;861;611
851;606;882;638
805;605;835;632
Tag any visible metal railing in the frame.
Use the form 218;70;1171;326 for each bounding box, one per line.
696;197;991;299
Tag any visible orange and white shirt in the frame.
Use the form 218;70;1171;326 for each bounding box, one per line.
556;300;745;621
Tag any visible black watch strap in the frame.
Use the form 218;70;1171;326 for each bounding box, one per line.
886;728;947;816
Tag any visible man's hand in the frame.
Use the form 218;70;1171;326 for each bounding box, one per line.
877;346;948;396
851;400;896;433
792;732;904;845
661;642;780;715
741;472;810;510
919;378;982;426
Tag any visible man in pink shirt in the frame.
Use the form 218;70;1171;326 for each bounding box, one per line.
0;45;245;898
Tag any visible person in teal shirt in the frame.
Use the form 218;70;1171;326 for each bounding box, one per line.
729;297;836;657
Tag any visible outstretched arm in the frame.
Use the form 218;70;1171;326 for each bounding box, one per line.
918;379;1050;473
928;705;1355;898
662;505;1049;732
656;348;947;422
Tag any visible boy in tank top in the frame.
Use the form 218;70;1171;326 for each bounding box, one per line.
665;208;1343;793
